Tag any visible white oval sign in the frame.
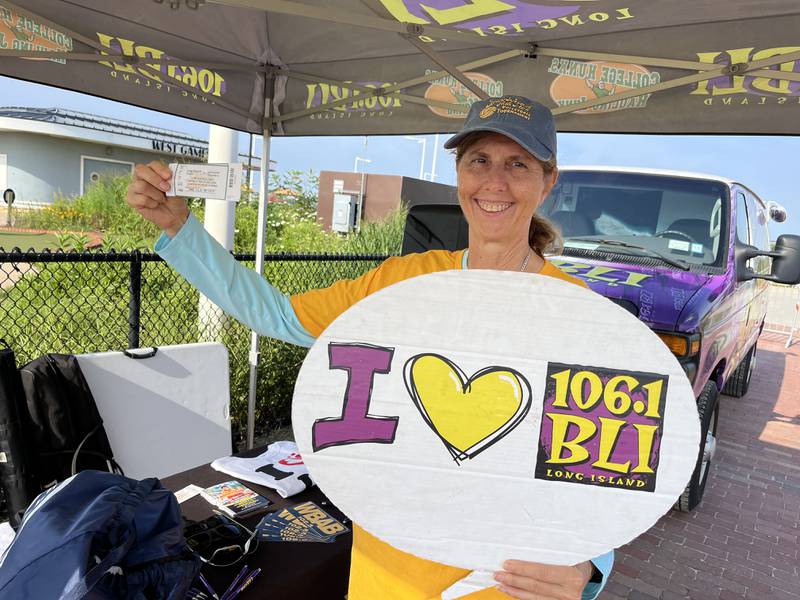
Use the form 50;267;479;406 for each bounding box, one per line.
292;270;700;570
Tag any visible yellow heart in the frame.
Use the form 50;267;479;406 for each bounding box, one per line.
405;354;531;460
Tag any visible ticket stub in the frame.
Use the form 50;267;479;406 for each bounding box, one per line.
168;162;242;202
174;484;203;504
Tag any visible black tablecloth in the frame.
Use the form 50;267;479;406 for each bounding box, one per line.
162;446;352;600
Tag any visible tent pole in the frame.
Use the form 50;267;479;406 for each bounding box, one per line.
535;47;800;82
0;49;268;72
273;48;523;124
1;1;256;123
402;35;488;100
274;50;524;123
246;76;274;449
554;48;800;116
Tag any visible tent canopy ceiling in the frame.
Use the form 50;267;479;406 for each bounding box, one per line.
1;0;800;136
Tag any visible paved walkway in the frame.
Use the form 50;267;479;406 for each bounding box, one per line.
600;332;800;600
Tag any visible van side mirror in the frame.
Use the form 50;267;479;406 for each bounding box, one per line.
769;234;800;284
736;234;800;284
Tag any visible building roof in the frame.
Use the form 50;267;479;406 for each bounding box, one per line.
0;107;268;168
0;106;206;147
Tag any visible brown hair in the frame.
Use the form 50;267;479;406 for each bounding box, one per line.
453;131;563;258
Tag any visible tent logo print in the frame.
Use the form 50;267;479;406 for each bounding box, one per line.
425;71;503;119
548;59;660;113
0;7;73;64
404;354;531;463
377;1;579;33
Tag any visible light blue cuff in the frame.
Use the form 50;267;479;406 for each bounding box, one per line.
155;214;316;348
582;551;614;600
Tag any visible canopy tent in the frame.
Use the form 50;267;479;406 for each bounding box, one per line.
2;0;800;136
3;0;800;445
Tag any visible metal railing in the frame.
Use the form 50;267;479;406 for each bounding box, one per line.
764;282;800;347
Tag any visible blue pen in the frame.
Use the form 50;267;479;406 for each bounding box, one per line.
227;567;261;600
198;573;219;600
220;565;250;600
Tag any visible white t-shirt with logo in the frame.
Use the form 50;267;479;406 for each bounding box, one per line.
211;441;314;498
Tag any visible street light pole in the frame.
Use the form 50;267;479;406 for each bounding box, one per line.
404;136;427;180
354;156;371;232
429;133;440;182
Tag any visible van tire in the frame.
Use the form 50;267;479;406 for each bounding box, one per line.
722;343;757;398
676;381;719;513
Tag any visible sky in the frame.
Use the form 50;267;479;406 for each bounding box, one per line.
2;75;800;239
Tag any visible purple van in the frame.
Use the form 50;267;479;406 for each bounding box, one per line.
542;167;800;510
404;167;800;512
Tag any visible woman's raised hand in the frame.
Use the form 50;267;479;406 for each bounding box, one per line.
494;559;594;599
126;161;190;238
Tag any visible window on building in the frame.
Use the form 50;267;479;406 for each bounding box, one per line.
81;156;134;195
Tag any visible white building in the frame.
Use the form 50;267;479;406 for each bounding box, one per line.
0;107;262;207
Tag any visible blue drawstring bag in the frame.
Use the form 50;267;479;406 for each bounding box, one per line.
0;470;200;599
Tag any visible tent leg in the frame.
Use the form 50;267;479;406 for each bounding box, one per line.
246;118;272;449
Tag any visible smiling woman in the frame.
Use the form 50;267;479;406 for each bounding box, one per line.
126;94;612;600
453;131;560;272
443;96;563;278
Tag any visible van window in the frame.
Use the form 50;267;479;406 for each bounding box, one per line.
736;192;750;245
541;172;729;268
745;191;770;274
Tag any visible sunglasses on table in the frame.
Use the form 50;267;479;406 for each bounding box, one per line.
184;511;260;568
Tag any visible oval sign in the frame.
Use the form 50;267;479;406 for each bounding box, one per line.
292;270;700;570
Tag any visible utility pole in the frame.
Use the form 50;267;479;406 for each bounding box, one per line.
199;125;238;341
429;133;440;182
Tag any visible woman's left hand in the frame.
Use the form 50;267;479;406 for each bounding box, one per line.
493;559;594;599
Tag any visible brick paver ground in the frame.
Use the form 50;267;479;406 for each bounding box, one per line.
599;332;800;600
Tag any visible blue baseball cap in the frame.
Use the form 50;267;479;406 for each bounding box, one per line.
443;95;556;161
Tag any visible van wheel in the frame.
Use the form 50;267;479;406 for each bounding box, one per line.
676;381;719;513
722;343;757;398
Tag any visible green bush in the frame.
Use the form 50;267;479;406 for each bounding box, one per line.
16;170;407;256
1;261;131;361
4;168;407;440
0;253;386;442
340;206;407;256
19;176;160;239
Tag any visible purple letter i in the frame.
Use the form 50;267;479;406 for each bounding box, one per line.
311;343;399;451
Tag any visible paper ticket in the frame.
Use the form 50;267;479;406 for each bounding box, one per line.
168;162;242;202
174;484;203;504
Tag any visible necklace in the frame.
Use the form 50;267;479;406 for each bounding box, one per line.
463;249;533;271
519;249;532;272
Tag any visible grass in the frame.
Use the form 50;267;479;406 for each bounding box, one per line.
0;231;60;252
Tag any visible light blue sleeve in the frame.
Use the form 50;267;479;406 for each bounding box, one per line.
583;550;614;600
154;214;316;348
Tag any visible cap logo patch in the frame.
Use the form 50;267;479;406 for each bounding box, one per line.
479;97;533;120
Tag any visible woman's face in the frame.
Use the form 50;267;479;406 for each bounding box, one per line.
457;133;557;248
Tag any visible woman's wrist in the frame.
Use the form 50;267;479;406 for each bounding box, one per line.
164;213;189;239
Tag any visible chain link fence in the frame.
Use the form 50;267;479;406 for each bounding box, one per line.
0;249;387;441
4;250;797;432
3;249;798;520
